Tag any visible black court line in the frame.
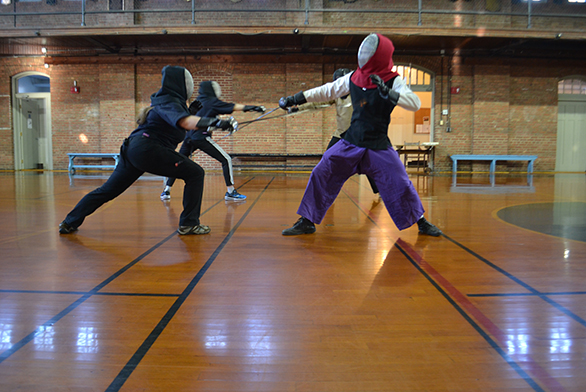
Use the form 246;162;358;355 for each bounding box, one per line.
469;291;586;297
0;231;177;364
392;245;546;392
442;233;586;329
0;176;259;365
0;289;180;297
341;189;548;392
105;177;275;392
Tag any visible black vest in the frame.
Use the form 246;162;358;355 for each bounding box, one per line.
343;76;398;150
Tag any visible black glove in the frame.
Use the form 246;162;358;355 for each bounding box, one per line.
196;117;238;133
196;117;226;129
243;105;266;113
212;119;233;131
287;107;299;114
278;91;307;110
189;100;203;115
369;74;400;105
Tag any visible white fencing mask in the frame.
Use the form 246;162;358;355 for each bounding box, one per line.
211;81;222;99
357;33;379;69
184;69;194;99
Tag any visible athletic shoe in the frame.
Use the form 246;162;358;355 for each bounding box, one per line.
225;189;246;201
177;224;211;235
417;218;442;237
282;217;316;236
58;221;77;234
160;190;171;201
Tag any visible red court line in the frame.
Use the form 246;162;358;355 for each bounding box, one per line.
396;238;566;392
349;192;568;392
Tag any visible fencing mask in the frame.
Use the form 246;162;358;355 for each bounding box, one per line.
357;33;379;69
184;69;194;99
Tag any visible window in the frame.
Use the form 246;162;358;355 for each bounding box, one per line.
392;65;432;90
558;79;586;95
18;75;50;93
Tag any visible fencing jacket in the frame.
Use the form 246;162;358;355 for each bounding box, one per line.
130;65;191;149
302;72;421;149
187;81;236;142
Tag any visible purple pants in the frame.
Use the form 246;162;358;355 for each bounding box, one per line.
297;139;424;230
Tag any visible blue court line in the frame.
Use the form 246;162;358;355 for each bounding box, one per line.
0;176;259;365
0;289;179;297
469;291;586;297
341;189;546;392
105;177;274;392
442;234;586;329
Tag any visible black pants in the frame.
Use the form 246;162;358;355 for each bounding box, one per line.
327;136;379;194
63;134;205;228
166;137;233;188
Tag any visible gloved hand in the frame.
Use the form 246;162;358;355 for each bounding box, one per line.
287;107;299;114
278;91;307;110
227;117;239;134
369;74;400;105
189;99;203;115
243;105;266;113
196;117;232;131
195;117;238;133
212;118;234;132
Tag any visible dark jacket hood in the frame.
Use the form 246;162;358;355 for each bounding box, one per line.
150;65;189;108
197;81;218;102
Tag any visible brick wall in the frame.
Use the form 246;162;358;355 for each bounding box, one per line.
431;56;581;173
1;51;585;172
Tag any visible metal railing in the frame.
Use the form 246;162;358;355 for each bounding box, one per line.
0;0;585;30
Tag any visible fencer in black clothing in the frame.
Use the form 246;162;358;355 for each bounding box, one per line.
58;65;235;236
161;80;265;202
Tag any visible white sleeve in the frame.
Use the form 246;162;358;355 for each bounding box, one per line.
393;77;421;112
303;73;351;103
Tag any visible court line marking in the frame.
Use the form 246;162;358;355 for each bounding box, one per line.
469;291;586;297
105;177;275;392
442;233;586;329
0;289;180;297
342;188;565;392
0;176;259;365
492;201;586;244
0;231;177;365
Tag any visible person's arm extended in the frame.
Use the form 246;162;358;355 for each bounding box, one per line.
279;74;351;110
178;115;203;130
304;73;351;103
233;103;266;113
178;115;234;131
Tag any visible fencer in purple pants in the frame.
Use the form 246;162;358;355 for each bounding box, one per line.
297;139;424;230
278;33;442;237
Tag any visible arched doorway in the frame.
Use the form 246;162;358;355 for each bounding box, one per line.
11;72;52;170
556;77;586;172
388;64;434;146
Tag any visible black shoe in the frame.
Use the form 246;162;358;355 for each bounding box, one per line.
177;224;211;235
282;217;316;236
417;218;442;237
59;221;77;234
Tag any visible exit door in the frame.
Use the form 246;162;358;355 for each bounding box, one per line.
19;98;41;169
557;96;586;172
13;93;52;171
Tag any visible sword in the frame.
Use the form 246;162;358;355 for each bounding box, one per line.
236;106;280;131
217;104;332;140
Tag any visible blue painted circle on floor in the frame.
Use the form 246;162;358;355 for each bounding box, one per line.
497;202;586;243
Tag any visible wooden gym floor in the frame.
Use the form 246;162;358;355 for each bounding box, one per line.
0;170;585;392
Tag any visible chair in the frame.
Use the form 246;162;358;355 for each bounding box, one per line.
402;141;425;171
